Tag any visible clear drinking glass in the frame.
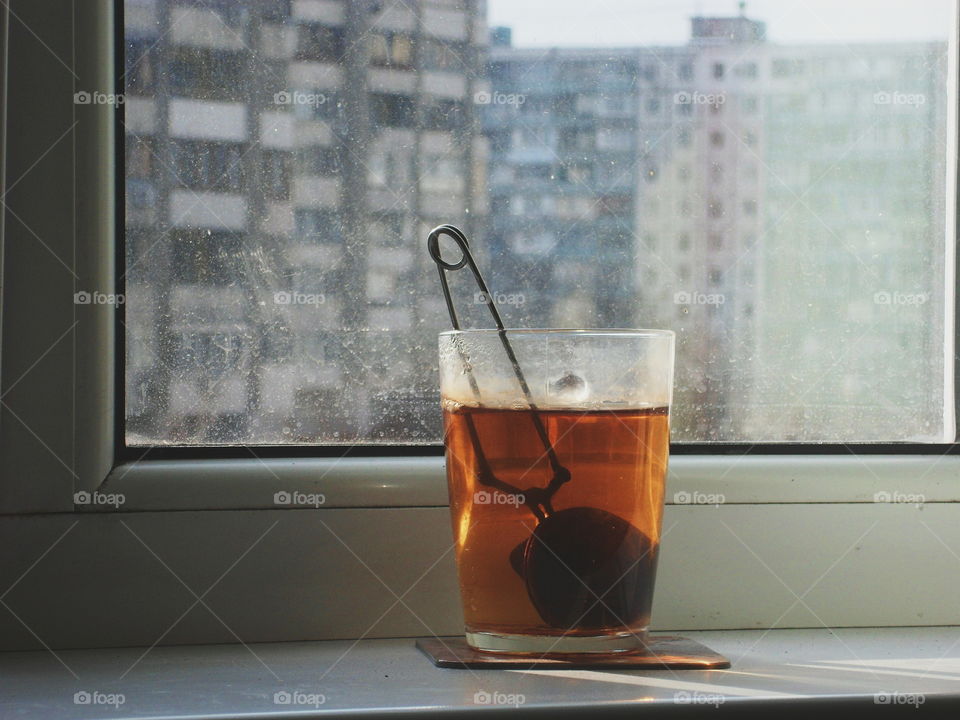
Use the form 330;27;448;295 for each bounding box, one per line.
439;328;675;654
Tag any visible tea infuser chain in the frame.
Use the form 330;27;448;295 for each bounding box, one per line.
427;224;571;519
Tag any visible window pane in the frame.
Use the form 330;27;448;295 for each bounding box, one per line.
124;0;955;445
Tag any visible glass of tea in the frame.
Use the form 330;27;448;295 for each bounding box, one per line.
439;329;675;655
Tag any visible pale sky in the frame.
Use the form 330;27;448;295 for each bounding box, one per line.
487;0;955;47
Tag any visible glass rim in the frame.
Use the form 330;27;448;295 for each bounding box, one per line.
439;328;675;338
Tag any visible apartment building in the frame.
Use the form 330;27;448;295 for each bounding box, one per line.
744;40;948;440
484;15;946;441
484;17;767;439
124;0;487;444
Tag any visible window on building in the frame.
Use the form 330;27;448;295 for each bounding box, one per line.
125;37;156;94
263;150;290;199
772;57;807;77
368;213;407;247
369;32;414;69
176;332;245;378
296;23;346;62
598;193;633;216
370;93;416;128
296;146;342;176
171;231;243;285
126;179;157;214
295;209;344;245
125;137;154;179
170;140;245;193
423;98;466;131
169;47;244;100
422;39;468;71
123;0;955;446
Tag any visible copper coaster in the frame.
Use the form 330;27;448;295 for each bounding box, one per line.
416;635;729;670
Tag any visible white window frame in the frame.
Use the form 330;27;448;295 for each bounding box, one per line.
0;0;959;652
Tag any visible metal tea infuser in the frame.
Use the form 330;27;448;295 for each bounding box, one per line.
428;224;654;630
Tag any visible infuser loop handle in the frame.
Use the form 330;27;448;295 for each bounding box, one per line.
427;224;505;331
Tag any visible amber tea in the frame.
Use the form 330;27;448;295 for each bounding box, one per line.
443;402;669;653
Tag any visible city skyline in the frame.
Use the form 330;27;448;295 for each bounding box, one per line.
488;0;953;46
123;0;952;445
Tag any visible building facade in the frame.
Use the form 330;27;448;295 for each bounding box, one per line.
484;16;947;441
484;18;767;439
124;0;488;444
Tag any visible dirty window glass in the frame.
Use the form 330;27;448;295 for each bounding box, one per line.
124;0;955;445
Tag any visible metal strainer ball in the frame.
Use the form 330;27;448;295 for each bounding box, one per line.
512;507;656;629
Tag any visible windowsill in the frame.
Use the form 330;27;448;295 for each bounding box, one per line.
3;627;958;718
98;454;960;511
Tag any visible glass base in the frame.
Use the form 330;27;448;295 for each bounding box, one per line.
466;629;649;655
